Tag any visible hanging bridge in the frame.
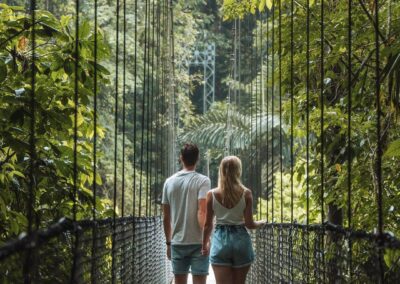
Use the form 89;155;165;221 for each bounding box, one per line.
1;0;400;283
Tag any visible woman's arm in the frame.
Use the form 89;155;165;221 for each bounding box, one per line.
201;191;214;255
244;189;266;229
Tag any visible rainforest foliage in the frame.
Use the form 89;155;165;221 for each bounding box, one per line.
1;0;400;248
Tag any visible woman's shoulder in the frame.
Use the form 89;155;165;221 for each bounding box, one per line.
207;188;218;197
242;187;253;199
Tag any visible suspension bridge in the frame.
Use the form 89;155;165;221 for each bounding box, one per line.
1;0;400;283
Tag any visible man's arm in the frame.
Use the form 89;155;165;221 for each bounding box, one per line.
197;178;211;228
202;191;214;255
197;198;207;228
163;204;172;242
162;204;172;259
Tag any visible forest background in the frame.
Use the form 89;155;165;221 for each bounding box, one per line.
0;1;400;270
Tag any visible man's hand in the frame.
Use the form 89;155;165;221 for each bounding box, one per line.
167;245;171;260
201;242;210;256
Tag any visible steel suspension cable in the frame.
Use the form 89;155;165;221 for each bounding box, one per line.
259;12;263;220
122;0;127;219
121;0;127;278
306;0;311;281
150;0;156;216
278;0;283;226
347;0;353;281
320;0;325;222
271;0;275;224
24;0;37;282
250;16;254;192
278;2;283;279
266;9;270;224
71;0;80;281
374;0;384;282
91;0;99;281
255;13;260;220
155;0;161;216
139;0;149;217
145;0;153;216
133;0;138;218
131;0;138;277
320;0;326;281
111;0;120;281
290;0;295;281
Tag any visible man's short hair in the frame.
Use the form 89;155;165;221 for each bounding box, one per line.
180;143;199;167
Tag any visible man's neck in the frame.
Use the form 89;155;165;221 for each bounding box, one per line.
182;165;195;172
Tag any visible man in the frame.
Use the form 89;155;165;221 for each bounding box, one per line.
162;143;211;284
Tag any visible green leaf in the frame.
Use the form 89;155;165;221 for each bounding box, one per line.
384;139;400;158
259;0;266;12
79;20;91;39
266;0;273;10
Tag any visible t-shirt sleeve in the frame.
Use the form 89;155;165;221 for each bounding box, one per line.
161;180;169;204
198;177;211;200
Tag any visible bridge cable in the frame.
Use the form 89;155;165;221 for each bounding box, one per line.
290;0;295;281
91;0;99;281
320;0;326;281
374;0;384;282
306;0;311;280
271;0;275;225
111;0;120;281
24;0;37;282
139;0;148;217
121;0;127;278
347;0;353;280
266;9;270;225
71;0;80;281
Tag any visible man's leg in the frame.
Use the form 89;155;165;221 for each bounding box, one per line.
174;274;188;284
171;245;190;284
192;275;207;284
190;245;209;284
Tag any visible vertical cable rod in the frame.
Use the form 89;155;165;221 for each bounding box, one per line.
271;0;275;224
133;0;138;217
266;10;270;224
139;0;149;217
24;0;37;282
71;0;80;282
111;0;120;281
320;0;326;280
306;0;311;281
374;0;384;282
290;0;295;281
91;0;99;281
347;0;353;281
122;0;127;219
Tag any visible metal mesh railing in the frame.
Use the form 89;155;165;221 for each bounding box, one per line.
0;217;171;283
249;223;400;283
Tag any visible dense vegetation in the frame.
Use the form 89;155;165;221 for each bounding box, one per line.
1;0;400;273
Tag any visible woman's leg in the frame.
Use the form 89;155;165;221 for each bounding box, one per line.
232;265;251;284
212;265;233;284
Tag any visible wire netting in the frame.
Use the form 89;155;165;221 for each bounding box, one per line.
248;223;400;283
0;217;171;283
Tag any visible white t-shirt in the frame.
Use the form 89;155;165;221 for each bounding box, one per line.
162;170;211;245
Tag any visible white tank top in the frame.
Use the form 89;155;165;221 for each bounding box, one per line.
212;189;246;225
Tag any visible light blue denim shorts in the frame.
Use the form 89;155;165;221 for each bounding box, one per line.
171;244;209;275
210;225;254;268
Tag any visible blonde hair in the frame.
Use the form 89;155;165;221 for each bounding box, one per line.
218;156;245;208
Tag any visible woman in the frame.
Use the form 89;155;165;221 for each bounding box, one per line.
201;156;265;284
